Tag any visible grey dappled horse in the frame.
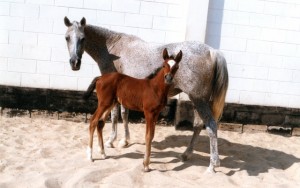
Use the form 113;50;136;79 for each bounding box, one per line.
64;17;228;172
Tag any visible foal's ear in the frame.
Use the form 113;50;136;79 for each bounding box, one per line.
80;17;86;27
175;50;183;63
163;48;169;60
64;16;72;27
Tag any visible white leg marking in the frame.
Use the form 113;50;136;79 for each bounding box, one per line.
86;146;93;162
98;146;106;159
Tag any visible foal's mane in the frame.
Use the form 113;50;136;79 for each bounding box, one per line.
146;56;175;79
146;67;162;79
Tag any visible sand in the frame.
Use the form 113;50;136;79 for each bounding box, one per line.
1;116;300;188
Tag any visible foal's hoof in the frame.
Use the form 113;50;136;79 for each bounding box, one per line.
86;147;93;162
100;153;107;160
118;139;129;148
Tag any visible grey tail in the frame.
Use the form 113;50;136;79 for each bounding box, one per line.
210;50;229;121
83;76;101;100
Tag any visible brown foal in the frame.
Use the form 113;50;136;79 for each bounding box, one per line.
85;48;182;172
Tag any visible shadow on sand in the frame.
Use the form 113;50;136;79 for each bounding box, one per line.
112;134;300;176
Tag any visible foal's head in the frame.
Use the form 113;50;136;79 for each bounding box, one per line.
64;17;86;71
162;48;182;85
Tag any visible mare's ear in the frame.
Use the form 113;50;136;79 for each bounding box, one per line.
80;17;86;26
163;48;169;60
64;16;72;27
175;50;182;63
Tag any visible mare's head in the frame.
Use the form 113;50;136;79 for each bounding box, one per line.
162;48;182;84
64;17;86;71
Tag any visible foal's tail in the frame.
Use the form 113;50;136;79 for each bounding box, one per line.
210;50;229;121
83;76;101;100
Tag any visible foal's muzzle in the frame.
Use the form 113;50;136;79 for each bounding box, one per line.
164;74;173;84
69;58;81;71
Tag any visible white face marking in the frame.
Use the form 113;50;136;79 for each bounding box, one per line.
167;60;176;68
72;32;77;54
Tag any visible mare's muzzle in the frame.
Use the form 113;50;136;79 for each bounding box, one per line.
69;58;81;71
164;74;173;84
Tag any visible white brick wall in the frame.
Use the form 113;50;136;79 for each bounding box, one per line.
0;0;187;93
1;0;299;109
207;0;300;108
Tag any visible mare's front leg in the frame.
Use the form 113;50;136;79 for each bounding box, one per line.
118;105;130;147
105;104;119;148
181;109;204;161
143;112;158;172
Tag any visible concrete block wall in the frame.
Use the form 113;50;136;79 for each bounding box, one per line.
206;0;300;108
0;0;187;91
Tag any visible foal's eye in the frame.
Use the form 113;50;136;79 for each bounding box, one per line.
65;36;70;41
80;37;85;42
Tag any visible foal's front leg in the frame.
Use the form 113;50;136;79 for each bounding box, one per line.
143;112;158;172
96;120;107;159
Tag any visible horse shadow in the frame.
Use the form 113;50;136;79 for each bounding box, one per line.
113;134;300;176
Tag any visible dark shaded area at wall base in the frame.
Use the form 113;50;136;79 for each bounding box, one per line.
0;85;97;113
0;85;176;123
176;100;300;129
0;85;299;130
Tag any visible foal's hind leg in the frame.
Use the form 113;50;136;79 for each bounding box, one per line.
105;105;119;148
87;113;98;162
181;109;204;161
118;106;130;148
88;105;111;161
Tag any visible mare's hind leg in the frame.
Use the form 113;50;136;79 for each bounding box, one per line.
105;104;119;148
181;109;204;161
188;100;220;172
118;106;130;148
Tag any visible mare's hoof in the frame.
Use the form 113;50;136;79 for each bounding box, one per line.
105;141;114;148
118;139;129;148
212;158;220;167
205;167;216;174
144;167;151;172
180;152;191;161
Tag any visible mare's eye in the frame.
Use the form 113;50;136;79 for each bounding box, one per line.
65;36;70;41
80;37;85;42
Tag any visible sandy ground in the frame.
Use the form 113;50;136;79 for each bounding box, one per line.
0;116;300;188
